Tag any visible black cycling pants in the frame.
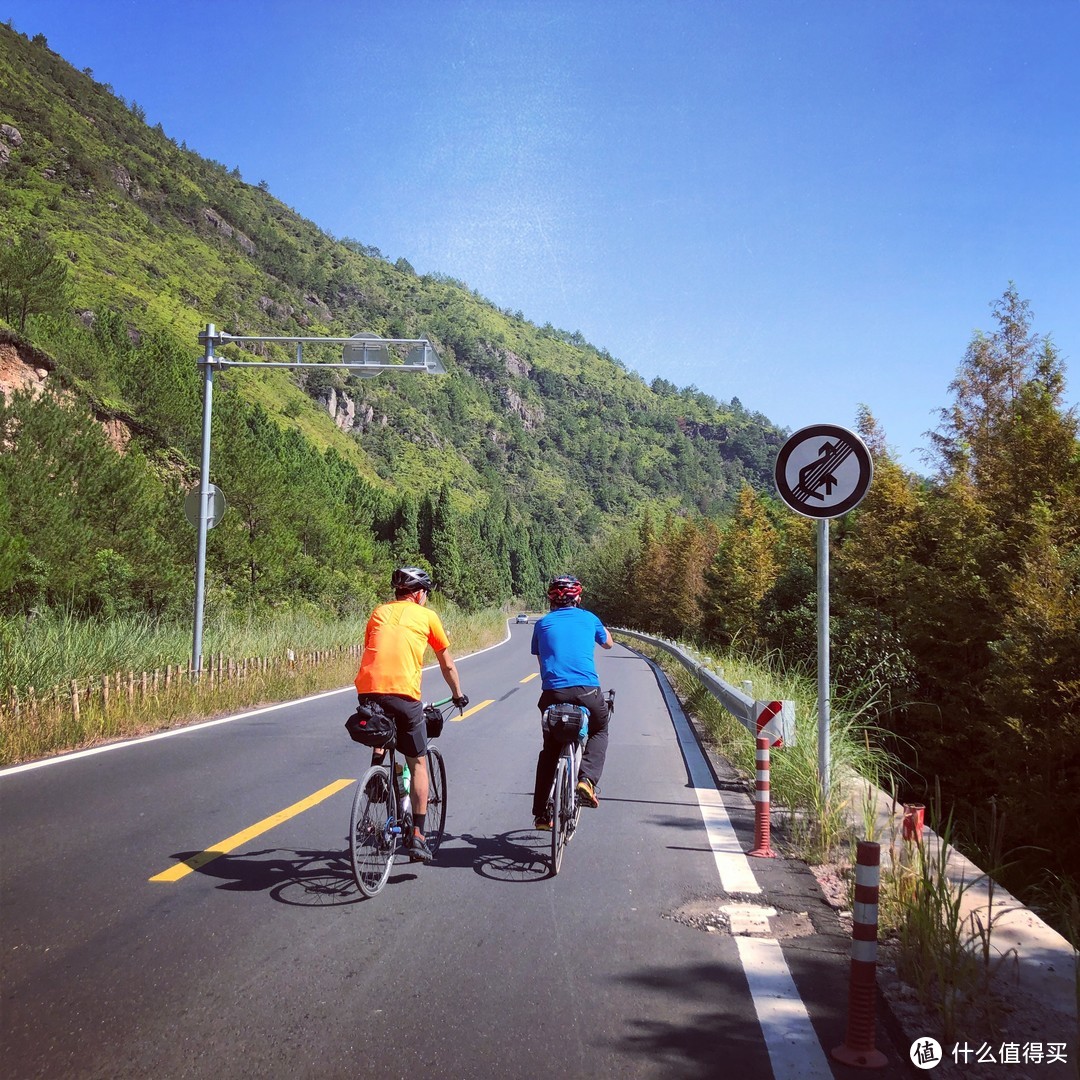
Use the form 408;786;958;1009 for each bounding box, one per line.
532;685;609;818
357;693;427;759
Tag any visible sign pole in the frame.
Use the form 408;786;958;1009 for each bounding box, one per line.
191;324;216;676
774;423;873;817
817;516;830;803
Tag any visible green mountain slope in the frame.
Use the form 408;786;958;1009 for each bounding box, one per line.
0;24;786;614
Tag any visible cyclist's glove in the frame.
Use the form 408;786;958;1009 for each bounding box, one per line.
452;695;469;710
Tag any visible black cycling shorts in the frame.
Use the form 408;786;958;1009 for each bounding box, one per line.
359;693;428;758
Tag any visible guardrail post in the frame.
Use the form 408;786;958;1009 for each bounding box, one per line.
748;735;776;858
832;840;887;1068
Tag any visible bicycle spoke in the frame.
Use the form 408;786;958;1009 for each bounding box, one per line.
425;746;447;854
350;767;395;897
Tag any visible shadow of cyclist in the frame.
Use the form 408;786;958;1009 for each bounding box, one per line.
165;846;370;907
435;830;552;883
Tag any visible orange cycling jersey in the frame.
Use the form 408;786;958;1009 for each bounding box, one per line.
354;600;450;700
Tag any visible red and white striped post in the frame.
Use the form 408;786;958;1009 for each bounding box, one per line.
748;734;775;858
832;840;887;1068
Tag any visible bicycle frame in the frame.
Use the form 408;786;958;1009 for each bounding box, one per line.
544;690;614;876
349;696;453;898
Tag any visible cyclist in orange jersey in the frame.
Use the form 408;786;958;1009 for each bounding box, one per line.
355;567;468;863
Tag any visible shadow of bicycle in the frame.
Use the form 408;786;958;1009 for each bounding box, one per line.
165;845;377;907
439;829;552;883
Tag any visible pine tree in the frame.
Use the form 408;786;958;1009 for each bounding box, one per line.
0;476;25;595
832;408;920;701
655;516;717;641
429;485;463;599
702;484;780;649
391;496;420;564
0;230;72;331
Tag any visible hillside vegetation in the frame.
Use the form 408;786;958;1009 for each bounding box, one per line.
0;23;784;623
582;284;1080;917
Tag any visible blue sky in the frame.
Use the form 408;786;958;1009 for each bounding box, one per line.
4;0;1078;472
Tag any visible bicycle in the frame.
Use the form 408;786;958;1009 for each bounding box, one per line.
544;689;615;876
349;696;454;898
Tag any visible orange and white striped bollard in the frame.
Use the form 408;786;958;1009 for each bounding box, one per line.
748;735;775;858
832;840;887;1068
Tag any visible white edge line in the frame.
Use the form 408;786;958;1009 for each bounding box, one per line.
735;938;836;1080
0;633;509;779
646;656;761;896
640;650;836;1080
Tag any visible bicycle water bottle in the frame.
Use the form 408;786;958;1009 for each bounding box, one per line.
395;761;411;798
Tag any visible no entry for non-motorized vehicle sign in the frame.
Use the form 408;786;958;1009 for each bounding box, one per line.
774;424;872;519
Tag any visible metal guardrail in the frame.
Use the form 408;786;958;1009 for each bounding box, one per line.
612;627;755;730
612;627;795;746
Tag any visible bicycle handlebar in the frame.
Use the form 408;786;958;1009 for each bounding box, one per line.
427;695;469;714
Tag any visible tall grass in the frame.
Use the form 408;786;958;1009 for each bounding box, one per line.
0;603;509;765
882;784;1022;1042
0;603;503;695
631;640;895;864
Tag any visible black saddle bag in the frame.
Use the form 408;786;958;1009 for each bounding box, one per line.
345;699;397;748
543;703;588;744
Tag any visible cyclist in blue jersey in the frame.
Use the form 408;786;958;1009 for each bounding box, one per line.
530;575;613;829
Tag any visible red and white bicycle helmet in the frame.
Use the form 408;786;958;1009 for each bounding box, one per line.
547;575;583;607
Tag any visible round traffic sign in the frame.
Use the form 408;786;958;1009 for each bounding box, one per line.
774;424;873;518
342;332;390;379
184;484;227;529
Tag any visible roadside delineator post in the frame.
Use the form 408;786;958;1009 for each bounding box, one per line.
903;803;925;843
748;735;775;858
832;840;888;1069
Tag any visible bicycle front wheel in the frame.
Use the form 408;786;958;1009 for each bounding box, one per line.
350;766;395;897
425;745;447;854
550;757;567;876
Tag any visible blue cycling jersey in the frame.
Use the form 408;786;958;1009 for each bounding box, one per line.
530;607;607;689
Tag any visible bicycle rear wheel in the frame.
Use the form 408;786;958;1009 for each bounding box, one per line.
350;766;395;897
425;746;447;854
550;757;568;876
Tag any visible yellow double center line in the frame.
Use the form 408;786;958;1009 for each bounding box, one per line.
453;699;494;720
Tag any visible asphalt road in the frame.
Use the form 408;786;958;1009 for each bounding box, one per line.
1;625;908;1079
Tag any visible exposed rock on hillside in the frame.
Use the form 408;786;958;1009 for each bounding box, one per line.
0;122;23;166
0;332;132;453
0;337;51;400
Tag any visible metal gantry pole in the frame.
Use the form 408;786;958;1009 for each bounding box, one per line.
817;516;831;803
191;324;216;675
186;327;444;674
